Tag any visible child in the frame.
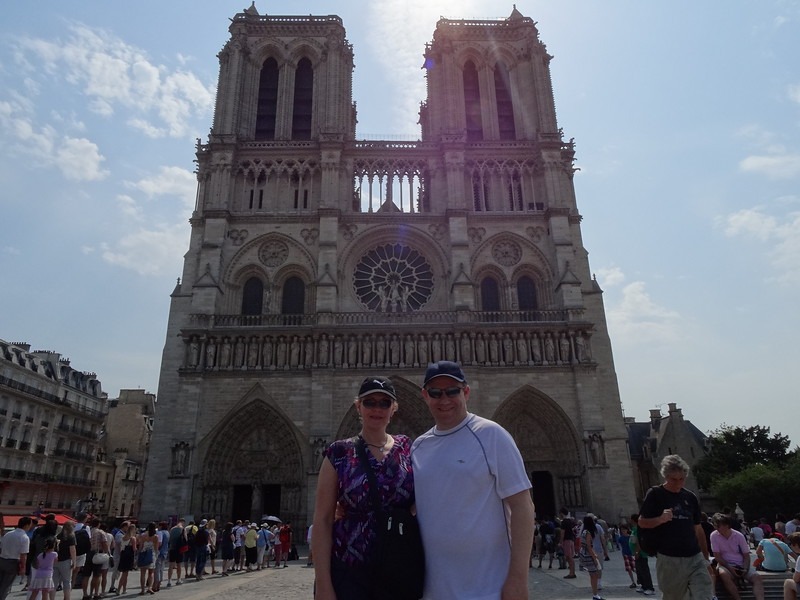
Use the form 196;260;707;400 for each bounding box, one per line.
29;536;58;600
618;524;638;588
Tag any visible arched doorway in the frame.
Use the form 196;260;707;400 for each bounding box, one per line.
493;387;585;513
200;397;305;523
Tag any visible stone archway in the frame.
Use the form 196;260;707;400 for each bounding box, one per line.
200;399;304;523
334;377;434;441
493;387;585;514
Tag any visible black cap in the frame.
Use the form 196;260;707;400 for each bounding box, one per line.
422;361;467;387
358;376;397;400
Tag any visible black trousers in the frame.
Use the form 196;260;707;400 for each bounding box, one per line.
0;558;19;600
636;554;655;591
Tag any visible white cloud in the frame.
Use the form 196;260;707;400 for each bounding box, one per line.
595;265;625;288
3;247;21;256
100;166;196;275
605;280;683;345
739;154;800;179
788;84;800;105
55;137;108;181
720;207;800;285
100;224;187;276
116;194;143;221
16;23;214;139
126;166;197;214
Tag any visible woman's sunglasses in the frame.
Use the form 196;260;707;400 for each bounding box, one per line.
361;396;393;409
425;387;463;399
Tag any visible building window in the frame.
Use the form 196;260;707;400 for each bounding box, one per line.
292;58;313;140
281;277;305;314
480;277;501;311
241;277;264;315
517;276;538;312
494;63;515;140
353;243;434;312
463;60;483;141
255;58;279;140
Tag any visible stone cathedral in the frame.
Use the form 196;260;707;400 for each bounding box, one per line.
140;5;637;525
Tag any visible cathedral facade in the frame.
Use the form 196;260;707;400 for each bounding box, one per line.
141;5;636;525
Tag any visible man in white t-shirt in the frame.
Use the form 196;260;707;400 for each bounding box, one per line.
412;361;535;600
0;517;33;600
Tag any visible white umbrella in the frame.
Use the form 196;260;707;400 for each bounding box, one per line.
265;515;282;523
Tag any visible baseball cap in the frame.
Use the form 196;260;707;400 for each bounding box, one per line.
357;376;397;400
422;361;467;387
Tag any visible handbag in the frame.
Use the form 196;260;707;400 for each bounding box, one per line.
356;437;425;600
92;552;110;565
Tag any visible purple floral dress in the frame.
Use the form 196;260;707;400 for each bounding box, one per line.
324;434;414;566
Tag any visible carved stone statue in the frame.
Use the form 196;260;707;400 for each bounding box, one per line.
188;338;200;368
318;334;330;366
205;339;217;369
417;334;428;365
559;333;571;364
404;334;415;366
171;442;190;476
247;337;259;368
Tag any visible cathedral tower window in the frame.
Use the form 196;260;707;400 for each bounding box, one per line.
516;275;538;315
281;276;305;314
241;277;264;315
292;58;313;140
255;58;279;140
463;60;483;141
494;63;516;140
480;276;501;311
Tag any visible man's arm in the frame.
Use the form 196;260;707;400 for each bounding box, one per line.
501;490;535;600
695;524;709;560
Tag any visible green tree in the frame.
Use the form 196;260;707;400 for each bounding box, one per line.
713;456;800;520
694;424;793;491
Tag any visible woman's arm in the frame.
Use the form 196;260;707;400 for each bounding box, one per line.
312;457;339;600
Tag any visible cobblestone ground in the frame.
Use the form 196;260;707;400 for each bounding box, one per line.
7;547;656;600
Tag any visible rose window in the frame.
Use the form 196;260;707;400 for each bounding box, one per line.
353;243;434;312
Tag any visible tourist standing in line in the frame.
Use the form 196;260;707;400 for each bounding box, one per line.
560;507;577;579
206;519;218;575
166;519;185;586
219;523;235;576
312;376;415;600
0;517;33;600
53;521;76;600
137;522;159;595
412;361;535;600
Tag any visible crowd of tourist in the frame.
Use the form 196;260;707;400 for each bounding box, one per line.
0;513;296;600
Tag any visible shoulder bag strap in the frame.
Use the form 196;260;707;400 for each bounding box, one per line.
770;538;787;559
354;437;382;513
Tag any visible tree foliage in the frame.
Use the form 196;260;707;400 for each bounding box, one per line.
694;424;794;491
713;455;800;520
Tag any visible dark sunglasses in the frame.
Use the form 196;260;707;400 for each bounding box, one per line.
361;396;393;409
425;387;463;399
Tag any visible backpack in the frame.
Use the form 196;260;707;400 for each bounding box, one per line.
186;527;196;545
637;485;666;556
75;528;91;556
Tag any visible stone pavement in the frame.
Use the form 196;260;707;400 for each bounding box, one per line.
5;547;659;600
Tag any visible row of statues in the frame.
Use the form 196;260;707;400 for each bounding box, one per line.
185;329;592;371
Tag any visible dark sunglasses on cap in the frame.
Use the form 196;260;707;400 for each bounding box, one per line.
361;396;393;409
425;386;463;399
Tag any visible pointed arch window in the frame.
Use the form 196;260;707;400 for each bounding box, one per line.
494;63;516;140
292;58;313;140
241;277;264;316
463;60;483;141
255;58;279;140
480;276;501;311
517;276;538;319
281;276;305;314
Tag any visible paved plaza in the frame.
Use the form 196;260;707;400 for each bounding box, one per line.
5;546;658;600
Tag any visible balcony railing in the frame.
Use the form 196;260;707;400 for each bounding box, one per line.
0;375;107;419
188;309;579;329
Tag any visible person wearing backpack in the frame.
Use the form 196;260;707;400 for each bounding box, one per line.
629;513;656;595
638;454;711;600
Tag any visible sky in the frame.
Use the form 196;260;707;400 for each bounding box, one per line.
1;1;799;446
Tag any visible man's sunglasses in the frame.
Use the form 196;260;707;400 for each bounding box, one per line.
361;396;393;409
425;387;463;399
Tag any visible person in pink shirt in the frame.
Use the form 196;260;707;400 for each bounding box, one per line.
29;537;57;600
710;513;764;600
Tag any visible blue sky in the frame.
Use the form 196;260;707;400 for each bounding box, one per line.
1;1;798;447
